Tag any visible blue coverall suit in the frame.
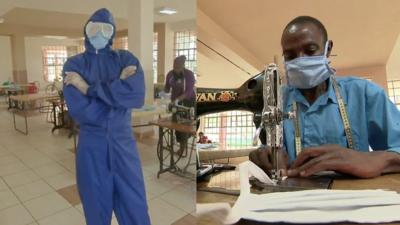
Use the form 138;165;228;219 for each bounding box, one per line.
62;8;151;225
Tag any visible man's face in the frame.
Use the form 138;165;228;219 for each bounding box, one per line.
173;61;185;74
281;23;326;61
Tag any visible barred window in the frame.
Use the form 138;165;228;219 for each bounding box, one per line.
153;32;158;83
174;30;197;75
202;111;256;149
113;36;128;50
388;80;400;110
42;46;68;82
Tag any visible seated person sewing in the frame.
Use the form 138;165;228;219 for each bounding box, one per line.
164;55;196;155
198;132;212;144
250;16;400;178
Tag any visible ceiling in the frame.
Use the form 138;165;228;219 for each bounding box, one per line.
0;0;195;34
198;0;400;70
2;8;128;31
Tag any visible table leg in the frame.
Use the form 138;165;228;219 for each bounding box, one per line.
170;128;175;170
13;111;28;135
157;126;164;178
60;103;65;128
182;135;196;175
51;103;56;132
8;95;11;109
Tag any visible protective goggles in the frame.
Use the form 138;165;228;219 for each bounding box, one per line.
85;21;114;39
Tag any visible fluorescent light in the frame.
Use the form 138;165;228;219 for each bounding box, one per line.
43;35;68;40
158;7;177;15
0;18;4;23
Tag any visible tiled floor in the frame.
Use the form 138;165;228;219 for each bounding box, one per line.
0;100;196;225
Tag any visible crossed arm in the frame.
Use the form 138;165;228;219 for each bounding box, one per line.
62;52;145;125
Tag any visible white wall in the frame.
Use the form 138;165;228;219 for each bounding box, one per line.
387;32;400;81
24;37;80;90
0;36;13;83
169;19;196;32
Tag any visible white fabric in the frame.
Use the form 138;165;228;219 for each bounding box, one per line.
197;161;400;224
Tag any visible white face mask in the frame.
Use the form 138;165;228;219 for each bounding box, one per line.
284;41;335;89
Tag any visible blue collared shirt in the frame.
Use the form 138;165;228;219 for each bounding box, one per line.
282;76;400;162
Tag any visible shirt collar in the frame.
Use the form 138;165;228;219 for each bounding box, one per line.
286;76;338;109
326;76;338;104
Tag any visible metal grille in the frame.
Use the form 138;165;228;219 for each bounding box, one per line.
203;111;256;149
42;46;68;82
113;36;128;50
174;30;197;75
153;32;158;83
388;80;400;110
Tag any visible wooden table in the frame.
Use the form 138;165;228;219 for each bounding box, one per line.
197;173;400;225
150;118;196;179
9;93;59;134
131;105;169;128
1;84;32;106
198;146;257;162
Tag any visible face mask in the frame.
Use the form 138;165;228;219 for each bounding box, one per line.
88;32;110;50
284;41;335;89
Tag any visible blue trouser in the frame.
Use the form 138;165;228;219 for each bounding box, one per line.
76;128;151;225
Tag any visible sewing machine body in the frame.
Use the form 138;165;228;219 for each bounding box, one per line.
168;103;195;123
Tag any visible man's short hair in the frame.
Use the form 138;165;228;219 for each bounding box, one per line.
284;16;328;43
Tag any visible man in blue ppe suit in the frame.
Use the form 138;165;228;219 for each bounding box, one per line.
250;16;400;179
62;8;151;225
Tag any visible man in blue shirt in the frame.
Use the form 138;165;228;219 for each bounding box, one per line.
250;16;400;178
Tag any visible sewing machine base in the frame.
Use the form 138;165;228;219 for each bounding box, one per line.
250;175;333;193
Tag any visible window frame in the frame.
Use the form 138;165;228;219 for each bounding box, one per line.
42;46;68;82
174;30;197;75
202;110;256;149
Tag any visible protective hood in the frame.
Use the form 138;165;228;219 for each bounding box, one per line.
84;8;116;53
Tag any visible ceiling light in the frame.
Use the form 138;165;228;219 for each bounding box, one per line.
0;18;4;23
158;7;177;15
43;35;68;40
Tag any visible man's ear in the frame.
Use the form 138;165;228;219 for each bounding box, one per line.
326;40;333;57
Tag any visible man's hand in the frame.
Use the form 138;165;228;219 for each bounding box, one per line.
249;146;289;175
288;144;391;178
120;65;137;80
64;72;89;95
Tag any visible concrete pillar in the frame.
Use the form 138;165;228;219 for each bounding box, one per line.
156;23;175;84
128;0;154;105
164;24;174;80
10;34;28;84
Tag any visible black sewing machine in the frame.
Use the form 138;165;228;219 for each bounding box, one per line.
196;64;333;191
168;102;195;124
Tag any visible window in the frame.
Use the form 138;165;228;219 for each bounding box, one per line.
113;36;128;50
174;30;197;74
202;111;256;149
42;46;68;82
153;32;158;83
388;80;400;110
112;34;159;84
